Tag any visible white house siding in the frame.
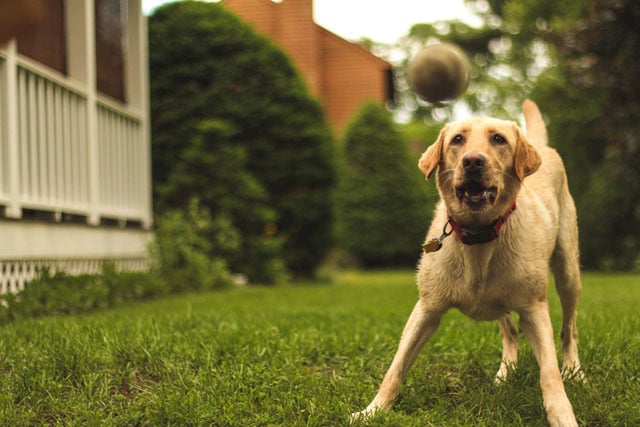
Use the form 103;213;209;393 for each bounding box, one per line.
0;222;152;293
0;0;152;291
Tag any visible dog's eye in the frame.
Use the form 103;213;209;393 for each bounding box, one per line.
451;134;465;145
491;134;507;145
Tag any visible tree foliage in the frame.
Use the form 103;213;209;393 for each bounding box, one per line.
478;0;640;269
334;103;432;267
149;198;236;291
148;2;336;281
549;0;640;269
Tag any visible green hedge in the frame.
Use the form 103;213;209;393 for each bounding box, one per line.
0;266;167;324
334;103;432;267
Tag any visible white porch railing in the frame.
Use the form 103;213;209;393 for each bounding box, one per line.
13;64;91;213
97;102;148;221
0;55;152;227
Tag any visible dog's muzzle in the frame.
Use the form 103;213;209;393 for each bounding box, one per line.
456;152;497;210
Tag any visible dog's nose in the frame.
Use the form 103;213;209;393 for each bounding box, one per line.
462;152;486;172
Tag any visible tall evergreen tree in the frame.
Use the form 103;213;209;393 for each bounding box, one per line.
149;2;336;281
335;103;432;267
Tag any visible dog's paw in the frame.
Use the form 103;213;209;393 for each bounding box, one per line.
494;361;516;385
349;410;369;424
546;401;578;427
494;370;508;385
547;412;578;427
349;405;381;424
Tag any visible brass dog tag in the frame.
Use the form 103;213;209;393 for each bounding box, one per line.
423;238;442;253
423;219;454;254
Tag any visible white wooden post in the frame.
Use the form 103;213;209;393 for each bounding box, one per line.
69;0;100;225
2;40;22;219
127;0;153;229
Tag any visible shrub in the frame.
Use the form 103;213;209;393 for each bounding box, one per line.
334;103;432;267
0;267;166;324
149;2;335;281
149;198;235;291
154;120;287;284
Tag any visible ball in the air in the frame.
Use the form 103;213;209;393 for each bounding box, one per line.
408;43;470;103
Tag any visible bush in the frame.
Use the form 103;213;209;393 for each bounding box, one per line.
149;2;335;281
154;121;287;284
334;103;432;267
149;198;236;291
0;267;167;324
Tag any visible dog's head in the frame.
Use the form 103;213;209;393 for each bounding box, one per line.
418;116;541;225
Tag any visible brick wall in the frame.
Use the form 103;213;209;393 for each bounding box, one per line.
320;27;390;132
277;0;322;96
223;0;391;133
223;0;278;38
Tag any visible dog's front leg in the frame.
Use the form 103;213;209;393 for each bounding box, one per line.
351;299;445;422
519;302;578;427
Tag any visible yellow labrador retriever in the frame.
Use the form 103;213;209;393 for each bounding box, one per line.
353;100;582;426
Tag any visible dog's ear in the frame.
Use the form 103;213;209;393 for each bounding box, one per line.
513;125;542;181
418;126;447;179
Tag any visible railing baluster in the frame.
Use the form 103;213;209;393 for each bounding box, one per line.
9;64;148;224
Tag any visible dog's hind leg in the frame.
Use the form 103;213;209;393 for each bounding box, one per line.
550;194;583;380
495;313;519;383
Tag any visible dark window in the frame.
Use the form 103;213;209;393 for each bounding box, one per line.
95;0;126;103
17;0;66;75
385;67;396;107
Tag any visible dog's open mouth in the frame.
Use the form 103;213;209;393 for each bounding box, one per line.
455;182;497;210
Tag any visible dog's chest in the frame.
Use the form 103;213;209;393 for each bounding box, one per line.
453;281;511;320
442;247;528;320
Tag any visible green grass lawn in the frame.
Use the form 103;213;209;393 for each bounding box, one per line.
1;270;639;426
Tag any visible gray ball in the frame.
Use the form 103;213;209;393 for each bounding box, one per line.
408;43;470;103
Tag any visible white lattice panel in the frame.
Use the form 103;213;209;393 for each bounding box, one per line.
0;257;149;294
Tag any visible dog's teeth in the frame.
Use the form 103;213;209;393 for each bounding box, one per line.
465;191;488;198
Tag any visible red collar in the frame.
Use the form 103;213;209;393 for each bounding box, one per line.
448;202;517;245
423;202;517;253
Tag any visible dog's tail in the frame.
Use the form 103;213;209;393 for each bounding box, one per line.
522;99;548;147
